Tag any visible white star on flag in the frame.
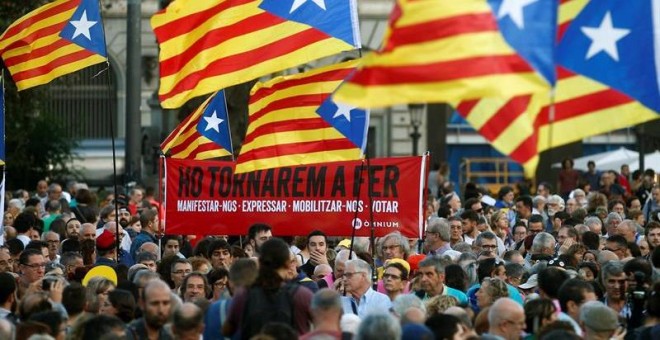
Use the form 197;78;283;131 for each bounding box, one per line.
498;0;539;29
581;12;630;62
203;111;224;133
290;0;326;14
70;10;97;40
332;101;355;122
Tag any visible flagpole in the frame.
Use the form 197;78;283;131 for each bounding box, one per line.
221;91;235;161
0;70;5;245
96;6;121;262
547;88;556;182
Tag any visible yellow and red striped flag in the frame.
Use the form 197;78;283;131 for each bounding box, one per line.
152;0;361;109
0;0;107;91
334;0;551;108
235;60;369;174
457;0;658;176
161;91;233;160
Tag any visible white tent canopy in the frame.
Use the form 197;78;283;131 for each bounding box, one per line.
551;147;639;171
626;150;660;172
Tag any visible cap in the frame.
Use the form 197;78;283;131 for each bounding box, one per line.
337;239;351;249
580;301;619;332
518;274;538;289
384;258;411;276
82;265;118;286
96;230;117;251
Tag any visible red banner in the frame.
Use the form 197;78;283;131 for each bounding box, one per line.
164;156;427;237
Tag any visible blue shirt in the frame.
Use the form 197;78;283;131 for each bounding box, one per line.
467;283;524;314
341;287;392;318
204;298;232;340
130;231;157;259
416;284;469;306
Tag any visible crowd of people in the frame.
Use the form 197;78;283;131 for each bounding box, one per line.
0;160;658;340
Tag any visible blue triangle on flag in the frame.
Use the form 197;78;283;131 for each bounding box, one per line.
197;91;233;153
60;0;107;57
259;0;360;47
316;94;368;152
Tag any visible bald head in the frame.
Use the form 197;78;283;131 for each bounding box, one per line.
144;278;170;294
80;223;96;241
401;307;426;325
597;250;619;265
172;302;204;339
139;242;159;256
488;298;525;340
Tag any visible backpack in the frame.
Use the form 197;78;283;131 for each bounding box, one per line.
240;283;300;340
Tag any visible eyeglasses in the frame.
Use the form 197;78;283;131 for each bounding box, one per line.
383;273;402;280
343;272;364;279
213;281;227;288
23;263;46;269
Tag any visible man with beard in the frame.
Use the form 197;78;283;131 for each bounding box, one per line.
65;219;81;240
460;210;479;245
246;223;272;257
0;272;17;323
127;279;174;339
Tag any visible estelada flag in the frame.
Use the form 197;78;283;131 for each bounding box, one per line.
151;0;361;109
0;0;107;91
334;0;553;108
161;90;233;160
235;60;368;174
457;0;658;176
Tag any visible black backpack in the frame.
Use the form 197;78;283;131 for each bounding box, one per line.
240;283;300;340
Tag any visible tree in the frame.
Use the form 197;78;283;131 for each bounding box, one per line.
1;0;79;190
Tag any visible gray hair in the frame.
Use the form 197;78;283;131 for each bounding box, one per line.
474;231;497;247
618;219;638;234
346;259;372;283
379;232;410;257
533;195;546;207
427;217;450;242
600;261;624;285
355;313;401;340
41;231;60;242
453;242;472;254
547;195;565;208
391;294;426;317
584;216;603;229
605;212;623;225
312;288;343;311
133;270;161;287
418;255;448;275
531;232;555;253
335;249;356;266
352;237;370;253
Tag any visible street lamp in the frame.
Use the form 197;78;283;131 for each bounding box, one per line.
408;103;425;156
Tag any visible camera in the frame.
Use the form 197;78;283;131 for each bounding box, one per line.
41;276;59;291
